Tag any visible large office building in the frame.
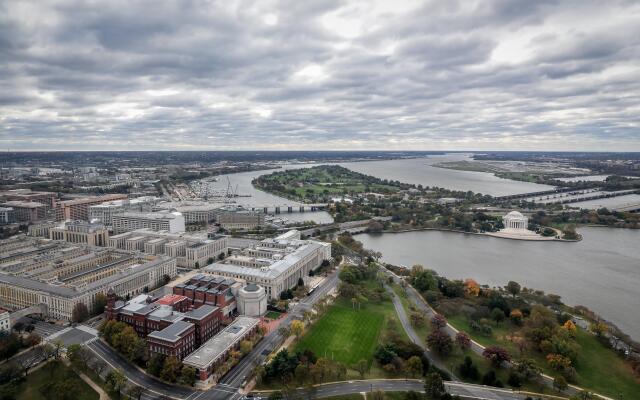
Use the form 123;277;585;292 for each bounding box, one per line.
48;221;109;247
0;189;57;210
216;210;265;230
108;229;227;268
0;236;177;320
204;230;331;299
154;201;222;224
112;211;185;234
55;194;128;221
89;196;158;226
1;201;46;223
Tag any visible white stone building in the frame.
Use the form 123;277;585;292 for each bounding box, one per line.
503;211;528;230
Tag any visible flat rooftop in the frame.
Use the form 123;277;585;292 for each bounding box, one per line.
148;320;193;343
183;316;259;369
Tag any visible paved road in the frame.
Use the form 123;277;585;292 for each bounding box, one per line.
384;283;457;380
282;379;528;400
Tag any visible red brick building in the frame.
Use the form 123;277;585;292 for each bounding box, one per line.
172;274;239;317
105;289;223;358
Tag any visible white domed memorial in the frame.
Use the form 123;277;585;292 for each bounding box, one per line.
503;211;528;231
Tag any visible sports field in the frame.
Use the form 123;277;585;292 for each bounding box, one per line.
295;299;385;366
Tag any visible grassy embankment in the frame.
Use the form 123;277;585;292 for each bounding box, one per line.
447;314;640;399
390;284;563;396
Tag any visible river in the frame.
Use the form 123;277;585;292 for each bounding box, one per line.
356;227;640;340
339;155;554;197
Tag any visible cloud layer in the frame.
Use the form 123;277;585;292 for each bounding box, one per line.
1;0;639;151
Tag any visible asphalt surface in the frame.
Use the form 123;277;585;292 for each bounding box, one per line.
285;379;527;400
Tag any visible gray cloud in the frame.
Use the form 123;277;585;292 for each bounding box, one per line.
0;0;639;151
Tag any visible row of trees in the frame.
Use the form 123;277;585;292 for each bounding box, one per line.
261;349;349;386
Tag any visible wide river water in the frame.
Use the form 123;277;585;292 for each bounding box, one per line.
208;156;640;339
357;228;640;340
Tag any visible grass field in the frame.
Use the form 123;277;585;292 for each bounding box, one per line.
15;361;99;400
295;299;385;366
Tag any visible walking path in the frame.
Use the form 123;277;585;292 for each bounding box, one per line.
380;266;614;400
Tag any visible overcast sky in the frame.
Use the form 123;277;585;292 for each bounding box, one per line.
1;0;639;151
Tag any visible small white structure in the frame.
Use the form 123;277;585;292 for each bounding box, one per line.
236;284;267;317
503;211;528;230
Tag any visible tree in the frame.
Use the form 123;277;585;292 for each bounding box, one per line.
553;375;568;391
590;321;607;338
406;356;423;378
297;277;304;287
147;354;165;376
509;309;523;326
194;262;200;269
240;340;253;355
410;312;426;327
506;281;521;297
562;320;577;337
458;356;479;380
455;332;471;350
430;314;447;330
427;330;453;355
424;372;446;399
126;385;145;400
355;358;369;379
94;293;108;314
67;344;90;370
106;370;127;399
291;320;304;338
482;346;511;367
179;366;197;386
160;356;182;382
72;302;89;323
490;308;505;326
464;279;480;297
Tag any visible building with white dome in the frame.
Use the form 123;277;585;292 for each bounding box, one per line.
236;283;267;317
503;211;528;231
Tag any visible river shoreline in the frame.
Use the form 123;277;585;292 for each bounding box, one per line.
373;226;581;242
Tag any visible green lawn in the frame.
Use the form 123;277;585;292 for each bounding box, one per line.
15;361;100;400
265;311;282;319
295;296;403;367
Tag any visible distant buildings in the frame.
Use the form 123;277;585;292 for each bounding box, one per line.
154;201;221;224
0;189;57;211
112;211;185;234
0;207;15;225
108;229;227;269
1;201;46;223
55;194;128;221
49;220;109;247
205;230;331;299
216;210;265;230
89;196;158;226
0;236;177;320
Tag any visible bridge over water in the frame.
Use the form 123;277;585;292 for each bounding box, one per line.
246;203;329;214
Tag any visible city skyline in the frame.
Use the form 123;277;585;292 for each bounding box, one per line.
1;0;639;151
